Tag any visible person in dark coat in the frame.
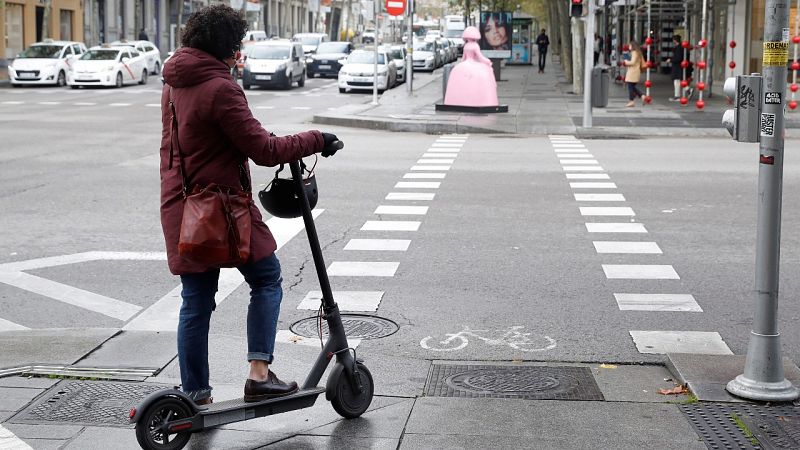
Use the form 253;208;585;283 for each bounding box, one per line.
160;4;340;405
536;29;549;73
138;28;148;40
667;34;685;101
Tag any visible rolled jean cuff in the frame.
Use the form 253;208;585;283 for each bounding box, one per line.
247;352;274;363
183;388;212;402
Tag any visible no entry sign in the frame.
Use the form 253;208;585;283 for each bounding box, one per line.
386;0;405;16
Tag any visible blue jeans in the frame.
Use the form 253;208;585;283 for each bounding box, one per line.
177;254;283;402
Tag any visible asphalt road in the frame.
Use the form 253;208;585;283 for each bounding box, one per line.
2;76;800;390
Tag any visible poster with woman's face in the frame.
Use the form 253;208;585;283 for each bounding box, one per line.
480;11;512;58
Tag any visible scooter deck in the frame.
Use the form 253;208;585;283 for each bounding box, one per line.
198;387;325;428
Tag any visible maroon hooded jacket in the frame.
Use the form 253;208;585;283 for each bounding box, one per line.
160;47;324;275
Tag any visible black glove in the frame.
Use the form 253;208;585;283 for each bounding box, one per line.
321;132;343;157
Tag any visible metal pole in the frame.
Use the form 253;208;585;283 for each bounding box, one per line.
645;0;650;102
698;0;707;105
406;0;413;93
726;0;800;402
583;0;596;127
372;0;379;105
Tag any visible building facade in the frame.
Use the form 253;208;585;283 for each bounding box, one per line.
2;0;84;60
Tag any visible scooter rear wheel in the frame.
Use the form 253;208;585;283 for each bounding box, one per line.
330;362;374;419
135;397;193;450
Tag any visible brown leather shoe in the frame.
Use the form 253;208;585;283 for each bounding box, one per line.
196;397;213;406
244;372;299;402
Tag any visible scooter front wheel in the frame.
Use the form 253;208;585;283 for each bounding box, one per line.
135;397;193;450
329;362;374;419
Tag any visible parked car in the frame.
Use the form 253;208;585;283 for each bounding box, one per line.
362;29;376;44
242;40;306;90
307;41;354;78
444;29;465;56
8;40;87;87
68;45;148;88
437;38;454;64
110;40;162;74
292;33;329;57
338;48;397;93
384;45;407;83
412;39;439;71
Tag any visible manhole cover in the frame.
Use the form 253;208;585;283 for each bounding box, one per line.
290;314;398;340
424;364;604;400
11;380;169;427
680;402;800;449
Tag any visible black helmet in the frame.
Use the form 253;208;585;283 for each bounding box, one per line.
258;162;318;218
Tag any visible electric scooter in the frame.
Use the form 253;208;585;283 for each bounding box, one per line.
130;155;374;450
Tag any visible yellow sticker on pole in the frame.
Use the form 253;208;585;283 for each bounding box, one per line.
763;41;789;67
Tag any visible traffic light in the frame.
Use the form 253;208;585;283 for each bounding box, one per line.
722;75;762;142
570;0;583;17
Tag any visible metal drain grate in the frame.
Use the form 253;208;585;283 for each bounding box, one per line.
680;402;800;449
290;314;399;340
11;380;169;427
424;364;604;400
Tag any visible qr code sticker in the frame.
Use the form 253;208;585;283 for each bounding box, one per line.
761;113;776;137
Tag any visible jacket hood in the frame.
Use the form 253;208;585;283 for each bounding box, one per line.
162;47;232;88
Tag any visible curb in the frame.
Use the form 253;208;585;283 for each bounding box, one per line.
312;113;503;134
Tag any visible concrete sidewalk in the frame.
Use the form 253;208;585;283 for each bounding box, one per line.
313;56;800;138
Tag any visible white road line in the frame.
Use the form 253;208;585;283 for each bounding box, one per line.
422;153;458;158
37;101;60;105
561;159;599;165
374;205;428;215
566;173;610;179
410;165;450;171
430;144;463;148
404;173;446;179
559;154;594;158
574;193;626;201
586;223;648;233
550;140;582;143
563;166;605;172
297;290;384;311
615;294;702;312
427;148;460;153
361;220;420;231
344;239;411;251
395;181;441;188
109;103;131;106
580;207;635;216
570;182;617;189
144;103;160;107
1;101;24;105
552;145;586;149
0;317;29;332
74;102;97;106
256;106;275;109
0;271;141;321
593;241;662;254
275;330;361;348
554;149;590;153
0;251;166;272
328;261;399;277
291;106;311;110
386;192;435;201
123;211;323;331
0;424;33;450
602;265;680;279
629;330;732;355
417;159;455;164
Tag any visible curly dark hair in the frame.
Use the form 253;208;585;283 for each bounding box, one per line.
181;5;248;61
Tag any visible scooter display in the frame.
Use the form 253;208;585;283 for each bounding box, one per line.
131;154;374;450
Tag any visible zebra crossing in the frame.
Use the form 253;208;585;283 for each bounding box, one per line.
548;134;732;356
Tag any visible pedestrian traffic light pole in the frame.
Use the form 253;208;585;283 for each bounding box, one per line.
406;0;414;93
582;0;595;128
726;0;800;402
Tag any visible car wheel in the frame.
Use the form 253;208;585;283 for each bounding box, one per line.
70;85;79;90
297;71;305;87
339;88;346;94
139;70;148;85
243;84;251;90
115;72;123;88
284;73;293;90
56;70;66;87
153;62;161;75
11;83;20;88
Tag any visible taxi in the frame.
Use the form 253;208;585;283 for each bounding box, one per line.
110;40;163;74
8;40;87;87
67;45;149;88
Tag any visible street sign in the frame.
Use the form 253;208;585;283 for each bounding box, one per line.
386;0;405;16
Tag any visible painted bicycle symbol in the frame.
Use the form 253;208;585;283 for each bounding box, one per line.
420;325;557;352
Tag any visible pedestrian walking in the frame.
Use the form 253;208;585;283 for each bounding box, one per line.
666;35;684;101
623;41;645;107
138;28;148;40
159;4;342;406
593;34;601;66
536;29;549;73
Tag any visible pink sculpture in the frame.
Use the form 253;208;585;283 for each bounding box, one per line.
443;26;500;108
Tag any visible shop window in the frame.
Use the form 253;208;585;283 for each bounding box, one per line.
60;10;73;41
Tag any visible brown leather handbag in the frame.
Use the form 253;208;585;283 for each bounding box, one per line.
169;89;252;267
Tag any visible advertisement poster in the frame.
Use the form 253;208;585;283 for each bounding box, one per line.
479;11;512;58
510;44;528;64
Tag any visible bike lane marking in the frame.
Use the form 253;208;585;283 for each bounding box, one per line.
123;211;323;332
0;424;33;450
420;326;557;352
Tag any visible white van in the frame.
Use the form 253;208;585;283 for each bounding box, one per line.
241;41;306;90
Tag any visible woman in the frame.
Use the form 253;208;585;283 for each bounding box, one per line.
159;5;341;404
623;41;645;107
481;13;510;51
